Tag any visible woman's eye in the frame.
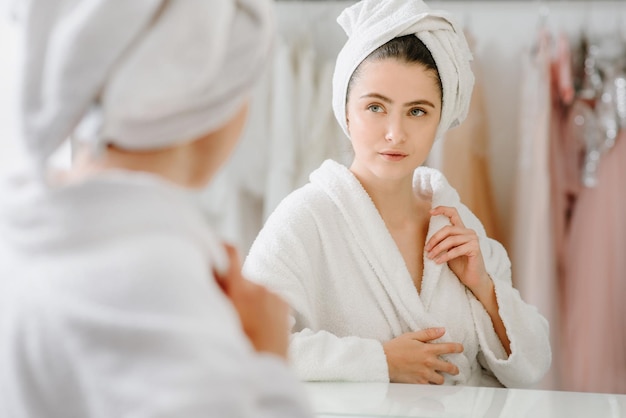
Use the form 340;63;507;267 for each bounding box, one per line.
410;108;425;117
368;104;383;113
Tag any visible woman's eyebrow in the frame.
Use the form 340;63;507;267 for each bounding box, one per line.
405;99;436;109
360;92;392;103
359;93;435;108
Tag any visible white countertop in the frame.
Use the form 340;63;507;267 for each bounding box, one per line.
305;382;626;418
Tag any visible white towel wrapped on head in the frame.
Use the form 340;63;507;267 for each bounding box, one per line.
332;0;474;141
16;0;273;168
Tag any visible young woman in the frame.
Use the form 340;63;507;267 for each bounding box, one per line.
0;1;312;417
244;0;551;388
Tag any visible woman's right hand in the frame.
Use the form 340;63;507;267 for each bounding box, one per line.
383;328;463;384
215;244;290;360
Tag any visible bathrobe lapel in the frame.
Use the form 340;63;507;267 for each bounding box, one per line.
312;161;466;335
312;161;448;334
411;166;474;383
413;167;463;312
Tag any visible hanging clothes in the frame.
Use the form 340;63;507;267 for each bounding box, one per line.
294;59;351;190
548;31;579;393
549;29;626;394
510;29;558;390
559;127;626;394
550;33;579;281
199;34;347;255
438;31;501;242
264;36;299;221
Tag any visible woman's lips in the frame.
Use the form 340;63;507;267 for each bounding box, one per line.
379;151;408;161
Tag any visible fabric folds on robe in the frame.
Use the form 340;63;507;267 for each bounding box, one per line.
0;170;313;418
244;159;551;388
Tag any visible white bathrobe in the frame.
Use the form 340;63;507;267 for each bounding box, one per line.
244;159;551;388
0;169;312;418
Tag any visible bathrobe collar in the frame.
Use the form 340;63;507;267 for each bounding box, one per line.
310;159;463;332
0;168;228;274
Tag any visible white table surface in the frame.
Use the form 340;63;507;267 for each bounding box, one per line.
304;382;626;418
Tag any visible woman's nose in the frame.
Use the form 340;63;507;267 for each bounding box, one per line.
384;115;407;144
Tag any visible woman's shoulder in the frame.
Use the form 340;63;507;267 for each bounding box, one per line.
265;159;350;225
261;188;336;254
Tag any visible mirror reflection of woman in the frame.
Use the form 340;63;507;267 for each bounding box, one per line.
244;0;551;387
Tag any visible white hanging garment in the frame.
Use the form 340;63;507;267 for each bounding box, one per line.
264;37;298;220
510;31;557;390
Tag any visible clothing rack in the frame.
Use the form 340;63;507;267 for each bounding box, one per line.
275;0;610;2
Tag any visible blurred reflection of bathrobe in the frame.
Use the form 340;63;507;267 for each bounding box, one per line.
0;170;312;418
244;159;551;388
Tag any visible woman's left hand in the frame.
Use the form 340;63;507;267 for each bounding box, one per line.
425;206;490;294
425;206;512;356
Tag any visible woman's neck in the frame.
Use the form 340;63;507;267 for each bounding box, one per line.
68;144;192;187
350;167;421;228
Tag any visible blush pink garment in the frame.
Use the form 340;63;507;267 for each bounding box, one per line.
440;32;500;242
548;33;580;392
550;33;626;395
559;128;626;394
550;35;580;278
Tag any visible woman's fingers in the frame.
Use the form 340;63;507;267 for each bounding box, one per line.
428;372;446;385
410;327;446;342
417;358;460;385
407;329;464;356
430;205;464;227
214;243;243;292
430;342;464;356
411;332;464;376
222;243;242;275
384;330;465;384
431;357;460;377
433;242;478;264
230;278;291;359
426;231;470;258
425;207;480;265
419;356;461;384
438;360;460;376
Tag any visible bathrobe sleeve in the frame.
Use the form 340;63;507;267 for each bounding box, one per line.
48;240;313;418
458;204;552;388
244;187;390;382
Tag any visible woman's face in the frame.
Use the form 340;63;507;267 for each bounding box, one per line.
346;58;442;183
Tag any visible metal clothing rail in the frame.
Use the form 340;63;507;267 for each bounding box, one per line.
275;0;609;2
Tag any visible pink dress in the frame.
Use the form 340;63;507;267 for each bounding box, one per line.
548;32;579;392
559;126;626;394
549;31;626;394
